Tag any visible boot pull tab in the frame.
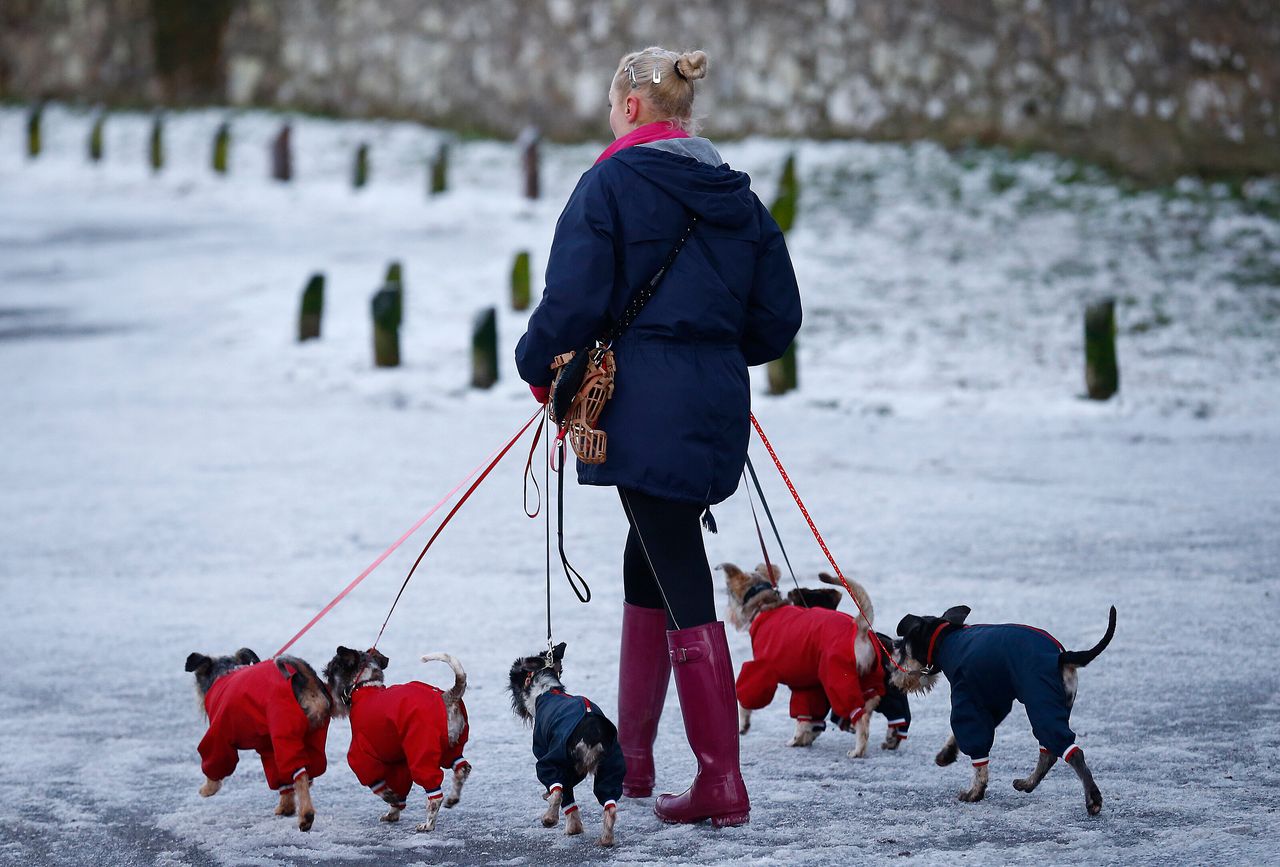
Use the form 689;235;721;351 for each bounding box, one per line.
670;644;708;665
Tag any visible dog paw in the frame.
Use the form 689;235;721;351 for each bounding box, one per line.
957;789;985;803
380;809;401;823
881;739;900;751
598;834;615;847
298;811;315;832
1013;778;1034;793
198;779;222;798
1085;786;1103;816
565;813;584;836
541;814;558;828
739;724;750;735
415;821;436;833
274;801;296;817
935;751;957;767
444;796;460;809
846;748;867;759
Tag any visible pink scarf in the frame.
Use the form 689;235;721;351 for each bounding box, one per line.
595;121;689;165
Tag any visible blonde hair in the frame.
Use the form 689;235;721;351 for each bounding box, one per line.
611;47;709;133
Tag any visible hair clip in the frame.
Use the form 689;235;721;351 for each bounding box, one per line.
627;65;638;86
652;66;662;84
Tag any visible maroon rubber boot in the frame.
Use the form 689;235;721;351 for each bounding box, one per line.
654;621;750;826
617;603;672;798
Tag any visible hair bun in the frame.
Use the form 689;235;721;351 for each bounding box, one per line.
676;50;709;82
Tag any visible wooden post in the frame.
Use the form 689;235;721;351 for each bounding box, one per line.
1084;298;1119;400
88;112;106;163
767;340;798;395
384;261;403;291
518;126;540;200
371;282;403;368
298;273;324;341
511;251;531;311
26;102;43;159
149;112;165;173
212;120;230;175
353;142;370;190
271;123;292;182
471;307;499;389
767;153;799;393
428;143;447;196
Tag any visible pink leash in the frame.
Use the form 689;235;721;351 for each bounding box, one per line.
273;406;544;658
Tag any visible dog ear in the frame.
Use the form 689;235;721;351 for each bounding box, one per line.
765;563;782;584
941;606;971;625
718;562;744;581
185;653;211;673
370;648;390;670
896;614;923;638
335;646;361;668
552;642;566;661
235;648;260;666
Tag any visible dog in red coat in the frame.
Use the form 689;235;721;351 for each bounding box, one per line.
324;647;471;833
185;648;332;831
723;563;885;758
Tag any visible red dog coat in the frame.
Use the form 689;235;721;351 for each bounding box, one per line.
198;661;329;792
347;682;469;807
736;605;885;724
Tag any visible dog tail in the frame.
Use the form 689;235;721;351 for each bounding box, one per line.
422;652;467;702
1059;606;1117;668
819;571;874;632
276;656;333;729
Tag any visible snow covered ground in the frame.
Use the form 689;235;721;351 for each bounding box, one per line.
1;105;1278;866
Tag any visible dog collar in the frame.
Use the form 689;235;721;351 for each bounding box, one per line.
922;622;952;673
742;582;774;606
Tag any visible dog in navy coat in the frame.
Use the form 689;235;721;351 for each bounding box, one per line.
891;605;1116;815
508;643;625;846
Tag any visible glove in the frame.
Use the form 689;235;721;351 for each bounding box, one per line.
530;384;550;404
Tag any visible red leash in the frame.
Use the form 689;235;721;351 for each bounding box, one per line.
748;413;905;673
273;406;543;658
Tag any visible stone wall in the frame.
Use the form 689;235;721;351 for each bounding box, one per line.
3;0;1277;179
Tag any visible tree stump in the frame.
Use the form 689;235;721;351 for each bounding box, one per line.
518;126;541;200
212;120;230;175
88;112;106;163
353;143;370;190
471;307;499;389
298;273;324;341
511;251;531;311
371;283;403;368
767;340;798;395
429;143;448;195
1084;298;1119;400
271;123;292;182
149;113;165;173
26;102;43;159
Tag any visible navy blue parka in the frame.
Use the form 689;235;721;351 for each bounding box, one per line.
515;137;802;505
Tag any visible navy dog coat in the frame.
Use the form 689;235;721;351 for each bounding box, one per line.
532;689;626;811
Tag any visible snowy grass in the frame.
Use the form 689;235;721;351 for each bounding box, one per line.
1;104;1278;865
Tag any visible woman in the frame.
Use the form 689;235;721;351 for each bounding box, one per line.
515;46;801;827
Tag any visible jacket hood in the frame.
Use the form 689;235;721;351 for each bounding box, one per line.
610;141;756;229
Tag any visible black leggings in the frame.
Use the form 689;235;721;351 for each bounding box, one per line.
618;488;717;630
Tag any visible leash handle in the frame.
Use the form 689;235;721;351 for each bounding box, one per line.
271;406;542;659
555;439;592;604
748;413;905;674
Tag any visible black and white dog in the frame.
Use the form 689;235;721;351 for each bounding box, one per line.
891;605;1116;815
508;643;625;847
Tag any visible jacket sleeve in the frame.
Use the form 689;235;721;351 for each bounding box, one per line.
198;726;239;782
740;202;802;366
515;169;619;387
735;659;780;710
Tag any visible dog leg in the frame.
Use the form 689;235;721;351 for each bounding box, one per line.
787;717;820;747
416;797;443;832
541;788;562;827
935;734;959;767
1013;750;1057;793
1066;749;1103;816
274;789;296;816
739;704;752;735
378;790;404;822
564;805;584;836
598;804;616;847
198;777;222;798
958;763;989;803
380;806;402;823
293;773;315;832
445;761;471;808
881;727;904;751
847;707;873;758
